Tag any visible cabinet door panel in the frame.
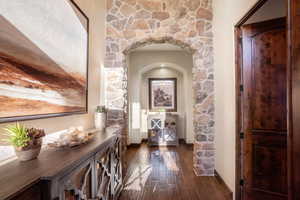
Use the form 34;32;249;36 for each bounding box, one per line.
59;160;93;200
112;138;122;198
12;183;41;200
95;148;113;200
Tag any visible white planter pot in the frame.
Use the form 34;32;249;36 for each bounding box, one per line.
95;112;106;131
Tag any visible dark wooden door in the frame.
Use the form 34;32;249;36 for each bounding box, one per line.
288;0;300;199
241;18;288;200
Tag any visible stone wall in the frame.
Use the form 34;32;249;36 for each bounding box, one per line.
105;0;214;176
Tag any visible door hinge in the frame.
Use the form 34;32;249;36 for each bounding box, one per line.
240;132;244;139
240;84;244;92
240;179;244;186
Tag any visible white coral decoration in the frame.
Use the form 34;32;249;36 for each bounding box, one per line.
50;127;94;148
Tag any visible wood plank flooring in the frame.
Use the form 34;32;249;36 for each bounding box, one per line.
119;143;232;200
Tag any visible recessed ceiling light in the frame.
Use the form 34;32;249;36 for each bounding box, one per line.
160;64;165;67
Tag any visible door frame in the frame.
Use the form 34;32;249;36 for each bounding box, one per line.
234;0;292;199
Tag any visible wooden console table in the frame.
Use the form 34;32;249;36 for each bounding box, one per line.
0;127;123;200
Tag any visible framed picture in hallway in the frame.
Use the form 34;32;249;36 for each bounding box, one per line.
0;0;89;123
149;78;177;112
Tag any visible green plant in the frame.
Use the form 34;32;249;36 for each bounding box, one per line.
96;105;106;113
158;108;166;112
4;123;30;148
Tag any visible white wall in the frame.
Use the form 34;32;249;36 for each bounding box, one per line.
213;0;259;197
0;0;106;141
128;51;194;144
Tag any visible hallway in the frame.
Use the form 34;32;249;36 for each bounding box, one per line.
119;143;232;200
1;0;298;200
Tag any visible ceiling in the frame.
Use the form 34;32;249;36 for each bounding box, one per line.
245;0;285;24
132;43;183;52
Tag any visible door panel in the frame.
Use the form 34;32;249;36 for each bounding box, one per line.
242;18;287;200
252;29;287;131
288;0;300;199
252;134;287;194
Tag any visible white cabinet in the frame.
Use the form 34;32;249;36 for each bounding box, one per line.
147;113;178;146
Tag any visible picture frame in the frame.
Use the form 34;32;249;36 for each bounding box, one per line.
0;0;89;123
149;78;177;112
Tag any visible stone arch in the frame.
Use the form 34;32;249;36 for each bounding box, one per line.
123;37;196;55
105;35;215;176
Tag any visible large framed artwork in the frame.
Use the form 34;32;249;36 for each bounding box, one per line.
149;78;177;112
0;0;89;123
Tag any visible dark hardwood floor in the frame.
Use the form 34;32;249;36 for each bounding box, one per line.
119;143;232;200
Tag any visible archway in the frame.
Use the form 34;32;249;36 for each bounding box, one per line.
105;36;215;176
126;62;193;145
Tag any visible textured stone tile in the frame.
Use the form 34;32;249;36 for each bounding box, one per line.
184;0;200;11
120;4;135;17
111;19;127;31
132;19;149;29
196;7;213;20
196;134;207;142
135;9;152;19
123;29;136;39
152;11;170;21
196;20;205;35
138;0;161;12
176;7;187;19
107;14;118;22
124;0;136;6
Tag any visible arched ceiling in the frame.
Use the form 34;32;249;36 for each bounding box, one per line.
132;43;183;52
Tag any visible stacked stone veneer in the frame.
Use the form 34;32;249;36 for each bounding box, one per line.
105;0;214;176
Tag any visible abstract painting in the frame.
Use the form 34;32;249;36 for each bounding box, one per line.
0;0;88;122
149;78;177;112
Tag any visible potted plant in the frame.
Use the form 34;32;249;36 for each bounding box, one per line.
4;123;45;161
95;105;107;131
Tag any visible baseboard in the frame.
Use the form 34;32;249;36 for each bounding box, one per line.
127;139;148;148
214;170;233;199
141;139;148;143
128;139;193;147
179;139;193;147
179;138;185;144
127;143;141;148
